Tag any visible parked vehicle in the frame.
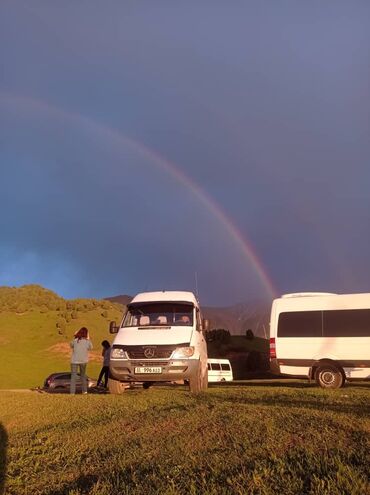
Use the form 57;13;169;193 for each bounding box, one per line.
43;372;96;392
108;291;209;394
270;292;370;388
207;359;233;382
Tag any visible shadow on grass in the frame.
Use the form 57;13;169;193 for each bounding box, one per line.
209;379;316;388
0;423;7;495
208;392;370;417
46;473;99;495
209;379;370;389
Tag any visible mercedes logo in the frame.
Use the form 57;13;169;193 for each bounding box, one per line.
143;347;156;358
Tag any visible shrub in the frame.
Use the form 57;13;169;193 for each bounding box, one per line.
246;351;262;371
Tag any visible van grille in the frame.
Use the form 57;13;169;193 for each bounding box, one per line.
131;361;169;367
113;343;188;360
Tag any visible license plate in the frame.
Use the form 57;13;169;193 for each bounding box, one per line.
134;367;162;374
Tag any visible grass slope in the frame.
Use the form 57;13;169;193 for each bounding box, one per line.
0;383;369;495
0;309;122;389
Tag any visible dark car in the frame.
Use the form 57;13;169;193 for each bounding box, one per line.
43;372;96;392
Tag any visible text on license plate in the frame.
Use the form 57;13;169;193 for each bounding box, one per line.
134;367;162;374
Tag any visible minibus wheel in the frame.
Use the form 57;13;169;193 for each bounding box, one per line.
108;378;126;395
201;364;208;391
189;364;202;393
315;363;344;389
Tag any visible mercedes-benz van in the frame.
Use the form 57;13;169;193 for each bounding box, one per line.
108;291;209;394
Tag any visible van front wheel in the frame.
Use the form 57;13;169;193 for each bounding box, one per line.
189;362;208;393
315;363;344;389
108;378;126;395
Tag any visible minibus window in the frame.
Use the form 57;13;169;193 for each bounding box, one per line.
211;363;221;370
221;363;230;371
323;309;370;337
123;303;194;327
278;311;322;337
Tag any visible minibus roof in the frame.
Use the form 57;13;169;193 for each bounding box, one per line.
281;292;337;298
130;291;198;306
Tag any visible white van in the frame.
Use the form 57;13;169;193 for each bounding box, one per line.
108;291;209;394
270;292;370;388
207;359;233;382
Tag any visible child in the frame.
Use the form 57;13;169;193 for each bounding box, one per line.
97;340;111;388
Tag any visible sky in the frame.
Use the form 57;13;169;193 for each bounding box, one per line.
0;1;370;306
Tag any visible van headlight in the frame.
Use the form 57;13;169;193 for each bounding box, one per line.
111;348;128;359
172;346;195;358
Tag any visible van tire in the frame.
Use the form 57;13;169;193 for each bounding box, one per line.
189;362;208;393
108;378;126;395
189;364;202;394
315;363;344;389
201;364;208;391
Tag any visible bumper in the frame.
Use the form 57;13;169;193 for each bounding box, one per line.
110;358;199;382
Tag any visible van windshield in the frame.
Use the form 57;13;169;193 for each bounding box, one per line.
123;303;194;327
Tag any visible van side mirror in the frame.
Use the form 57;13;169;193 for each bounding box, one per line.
202;319;210;332
109;321;119;334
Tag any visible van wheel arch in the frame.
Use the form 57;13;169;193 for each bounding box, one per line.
313;360;345;389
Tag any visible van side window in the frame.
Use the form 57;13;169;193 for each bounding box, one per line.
278;311;322;337
221;363;230;371
211;363;221;370
323;309;370;337
207;363;211;370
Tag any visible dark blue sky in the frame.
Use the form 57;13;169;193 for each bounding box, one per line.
1;2;369;305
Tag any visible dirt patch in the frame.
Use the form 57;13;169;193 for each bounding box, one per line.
47;342;102;363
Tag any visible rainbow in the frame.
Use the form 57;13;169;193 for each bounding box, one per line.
0;91;277;298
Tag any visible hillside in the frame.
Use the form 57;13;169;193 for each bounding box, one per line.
0;285;124;389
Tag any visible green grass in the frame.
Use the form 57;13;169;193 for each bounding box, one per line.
0;383;369;495
0;309;122;389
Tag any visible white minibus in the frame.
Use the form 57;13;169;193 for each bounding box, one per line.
108;291;209;394
207;359;233;382
270;292;370;388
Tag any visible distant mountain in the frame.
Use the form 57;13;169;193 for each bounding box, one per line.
105;294;132;306
202;301;270;337
105;293;270;337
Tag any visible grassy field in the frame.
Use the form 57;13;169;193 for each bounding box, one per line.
0;309;122;389
0;382;369;495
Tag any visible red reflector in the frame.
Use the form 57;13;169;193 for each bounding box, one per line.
269;338;276;359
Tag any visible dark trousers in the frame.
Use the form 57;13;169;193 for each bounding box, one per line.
97;366;109;387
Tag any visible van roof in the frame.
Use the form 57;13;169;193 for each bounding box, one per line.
281;292;337;298
130;291;198;306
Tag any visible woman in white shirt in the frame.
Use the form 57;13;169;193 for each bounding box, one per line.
70;327;93;394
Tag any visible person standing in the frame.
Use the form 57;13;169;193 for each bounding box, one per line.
70;327;93;394
96;340;111;388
